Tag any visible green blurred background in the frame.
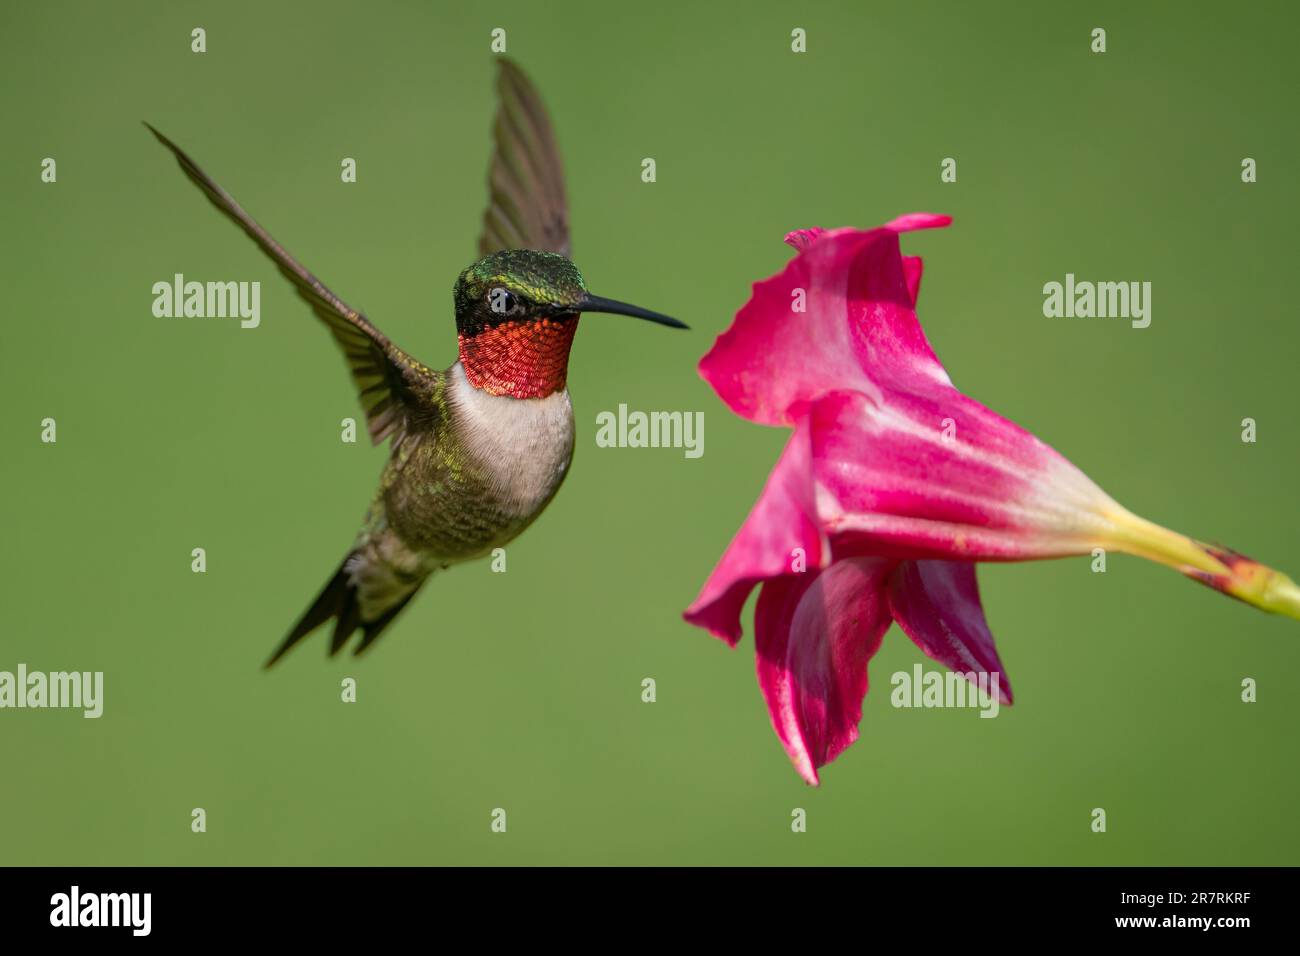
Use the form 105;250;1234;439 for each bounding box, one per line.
2;0;1297;866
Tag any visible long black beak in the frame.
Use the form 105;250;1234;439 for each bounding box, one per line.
577;294;688;329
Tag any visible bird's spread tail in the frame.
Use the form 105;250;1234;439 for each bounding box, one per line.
265;554;420;667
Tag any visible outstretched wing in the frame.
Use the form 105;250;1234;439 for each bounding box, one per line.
478;59;571;257
146;123;439;447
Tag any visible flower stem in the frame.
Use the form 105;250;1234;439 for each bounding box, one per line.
1105;510;1300;622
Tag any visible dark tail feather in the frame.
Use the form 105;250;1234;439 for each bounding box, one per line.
330;592;361;656
352;591;418;657
266;559;357;668
266;557;423;668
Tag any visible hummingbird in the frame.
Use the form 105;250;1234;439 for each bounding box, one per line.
147;59;686;665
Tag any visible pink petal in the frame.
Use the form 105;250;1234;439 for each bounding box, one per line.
683;421;826;645
902;256;923;306
699;217;952;428
810;388;1121;561
784;227;826;252
883;212;952;233
887;561;1013;705
754;557;895;786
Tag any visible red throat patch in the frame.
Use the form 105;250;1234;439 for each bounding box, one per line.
458;316;579;398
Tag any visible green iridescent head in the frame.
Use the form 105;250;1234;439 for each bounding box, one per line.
453;250;587;335
453;248;688;336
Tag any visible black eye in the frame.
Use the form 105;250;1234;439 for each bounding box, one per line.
488;287;518;315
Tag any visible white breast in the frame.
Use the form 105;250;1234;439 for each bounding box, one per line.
447;362;575;518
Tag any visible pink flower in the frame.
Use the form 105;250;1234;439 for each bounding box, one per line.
685;214;1300;785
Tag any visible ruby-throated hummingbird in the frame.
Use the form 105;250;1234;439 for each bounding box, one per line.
147;60;686;665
